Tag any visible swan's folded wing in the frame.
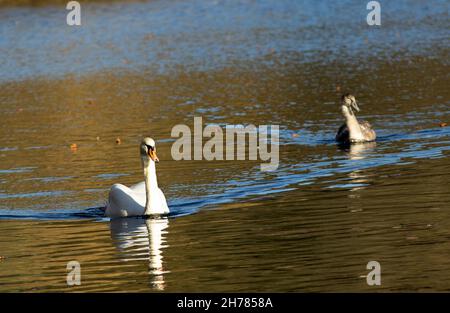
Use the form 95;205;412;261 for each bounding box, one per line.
106;184;145;217
129;181;146;193
360;120;376;141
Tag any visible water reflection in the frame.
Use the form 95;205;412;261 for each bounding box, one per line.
338;141;377;160
348;142;376;160
337;142;378;196
109;217;169;290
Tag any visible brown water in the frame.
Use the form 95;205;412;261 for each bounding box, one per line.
0;0;449;292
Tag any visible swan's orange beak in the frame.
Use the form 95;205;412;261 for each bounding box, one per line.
148;148;159;163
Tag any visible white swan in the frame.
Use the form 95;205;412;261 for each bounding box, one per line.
105;137;169;217
336;94;376;144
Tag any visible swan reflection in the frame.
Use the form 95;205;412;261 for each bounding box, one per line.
109;217;169;290
346;141;377;160
339;142;377;194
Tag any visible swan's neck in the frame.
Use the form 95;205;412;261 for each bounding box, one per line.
342;105;364;141
143;159;159;215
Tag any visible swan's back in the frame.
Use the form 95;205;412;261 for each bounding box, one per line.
105;182;169;217
106;183;146;217
359;120;376;142
336;121;376;143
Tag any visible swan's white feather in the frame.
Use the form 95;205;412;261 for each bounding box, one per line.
106;183;146;217
106;183;169;217
129;181;145;193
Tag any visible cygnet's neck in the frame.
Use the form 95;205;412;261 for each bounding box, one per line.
341;105;364;141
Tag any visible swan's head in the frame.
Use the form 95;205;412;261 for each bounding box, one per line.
140;137;159;163
341;93;360;115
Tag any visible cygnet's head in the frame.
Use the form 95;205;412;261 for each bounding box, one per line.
140;137;159;163
341;93;360;114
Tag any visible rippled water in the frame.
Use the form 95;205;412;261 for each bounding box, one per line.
0;0;449;292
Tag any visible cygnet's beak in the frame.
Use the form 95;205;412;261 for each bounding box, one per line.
351;101;360;112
